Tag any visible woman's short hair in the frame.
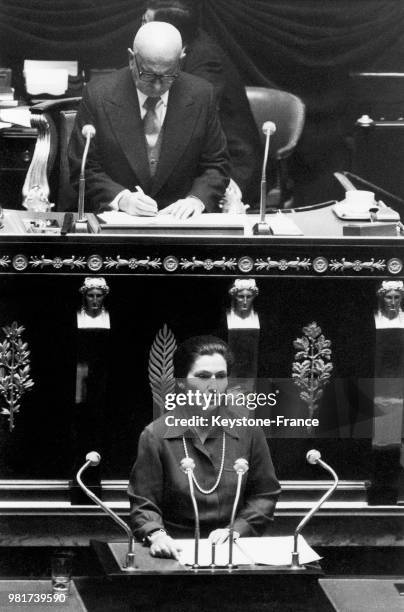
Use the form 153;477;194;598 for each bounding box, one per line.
173;335;233;378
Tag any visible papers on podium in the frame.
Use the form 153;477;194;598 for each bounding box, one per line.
96;212;245;235
177;535;321;567
96;211;304;236
0;106;31;128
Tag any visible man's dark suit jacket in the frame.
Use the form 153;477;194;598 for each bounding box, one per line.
182;30;262;204
68;67;230;213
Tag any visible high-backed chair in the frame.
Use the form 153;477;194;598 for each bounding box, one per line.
22;97;81;212
245;86;305;208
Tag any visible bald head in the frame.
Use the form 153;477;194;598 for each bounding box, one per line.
129;21;182;96
133;22;182;63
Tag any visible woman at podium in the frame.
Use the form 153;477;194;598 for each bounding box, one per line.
128;335;280;559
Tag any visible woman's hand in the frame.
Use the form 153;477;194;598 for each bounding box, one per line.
149;531;182;560
208;528;240;545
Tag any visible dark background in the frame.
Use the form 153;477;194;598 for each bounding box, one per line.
0;276;378;481
1;0;404;204
0;2;402;481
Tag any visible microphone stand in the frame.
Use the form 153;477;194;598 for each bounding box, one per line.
181;459;200;569
75;132;92;233
228;458;249;570
253;124;273;235
227;471;243;570
291;451;338;569
76;453;137;571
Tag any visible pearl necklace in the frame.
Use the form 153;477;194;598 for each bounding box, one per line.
182;431;226;495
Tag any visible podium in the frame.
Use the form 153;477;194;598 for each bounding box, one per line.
82;540;332;612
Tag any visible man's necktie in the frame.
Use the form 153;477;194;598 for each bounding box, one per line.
143;96;161;148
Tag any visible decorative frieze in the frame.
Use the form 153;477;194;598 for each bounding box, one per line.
329;258;386;272
0;251;400;277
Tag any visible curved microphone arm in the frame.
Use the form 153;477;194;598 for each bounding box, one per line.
76;452;136;570
291;450;338;568
80;137;91;177
77;125;95;224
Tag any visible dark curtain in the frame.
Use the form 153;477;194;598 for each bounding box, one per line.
1;0;404;202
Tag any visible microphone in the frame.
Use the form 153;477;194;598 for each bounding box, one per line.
82;124;96;140
253;121;277;235
180;457;200;569
262;121;276;137
76;452;137;571
306;449;321;465
291;449;338;569
228;458;249;569
76;124;96;232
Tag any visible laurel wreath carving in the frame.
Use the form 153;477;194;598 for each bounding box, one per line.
148;324;177;416
291;321;333;433
0;322;34;431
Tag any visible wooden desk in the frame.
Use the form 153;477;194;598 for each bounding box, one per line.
0;546;401;611
320;577;404;612
0;207;401;279
78;542;328;612
0;206;400;532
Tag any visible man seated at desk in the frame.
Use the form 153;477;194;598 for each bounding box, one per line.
69;21;230;219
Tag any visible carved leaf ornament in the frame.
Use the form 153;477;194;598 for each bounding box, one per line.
292;322;333;431
148;325;177;415
0;322;34;431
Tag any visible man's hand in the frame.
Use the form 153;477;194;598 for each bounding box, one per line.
208;528;240;545
149;531;182;560
159;197;204;219
119;190;158;216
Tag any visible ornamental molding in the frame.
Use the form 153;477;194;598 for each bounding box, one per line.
255;257;311;271
329;258;386;272
29;255;86;270
179;257;237;271
0;256;11;269
103;256;162;270
387;258;403;275
0;252;399;276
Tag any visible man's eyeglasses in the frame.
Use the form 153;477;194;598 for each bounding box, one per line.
135;54;179;84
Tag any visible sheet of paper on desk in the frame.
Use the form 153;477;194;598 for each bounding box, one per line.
268;214;304;235
0;107;31;128
98;211;245;228
177;535;320;566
